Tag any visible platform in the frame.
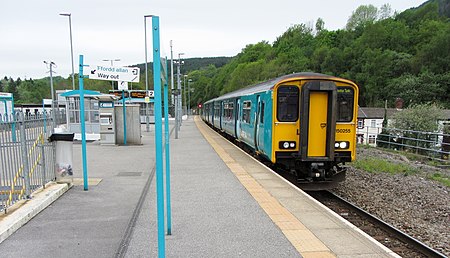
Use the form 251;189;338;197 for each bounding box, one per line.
0;117;398;257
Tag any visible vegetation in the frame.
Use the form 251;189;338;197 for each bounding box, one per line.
352;157;419;175
1;0;449;111
429;173;450;187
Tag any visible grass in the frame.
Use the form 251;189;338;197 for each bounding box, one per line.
429;173;450;187
352;157;419;176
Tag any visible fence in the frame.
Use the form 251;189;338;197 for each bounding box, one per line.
0;110;66;213
358;126;450;163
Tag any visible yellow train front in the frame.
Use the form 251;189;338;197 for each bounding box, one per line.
201;73;359;189
271;73;358;188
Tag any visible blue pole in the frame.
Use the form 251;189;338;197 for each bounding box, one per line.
164;56;172;235
79;55;89;191
152;16;165;257
10;96;17;142
122;90;127;145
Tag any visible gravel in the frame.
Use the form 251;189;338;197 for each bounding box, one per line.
334;147;450;256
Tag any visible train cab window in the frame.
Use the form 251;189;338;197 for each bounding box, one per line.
242;101;251;124
337;87;354;122
277;86;299;122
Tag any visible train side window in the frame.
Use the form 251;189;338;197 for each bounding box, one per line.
260;101;265;124
242;101;251;124
228;102;234;120
337;87;354;122
277;86;299;122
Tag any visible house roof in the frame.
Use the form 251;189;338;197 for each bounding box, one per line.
358;107;401;119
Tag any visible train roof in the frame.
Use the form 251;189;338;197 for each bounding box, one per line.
205;72;337;104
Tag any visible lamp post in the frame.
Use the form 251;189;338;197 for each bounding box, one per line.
177;53;184;128
102;59;120;90
188;79;192;116
144;15;152;132
59;13;75;90
44;61;56;131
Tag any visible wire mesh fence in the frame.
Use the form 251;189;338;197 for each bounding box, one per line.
0;110;66;213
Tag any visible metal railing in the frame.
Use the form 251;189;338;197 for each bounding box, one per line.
358;126;450;163
0;110;66;213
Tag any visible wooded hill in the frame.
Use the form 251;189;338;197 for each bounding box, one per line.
2;0;448;109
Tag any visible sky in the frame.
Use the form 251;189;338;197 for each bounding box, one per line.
0;0;426;80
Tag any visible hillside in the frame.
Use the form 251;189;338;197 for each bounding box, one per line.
2;0;449;107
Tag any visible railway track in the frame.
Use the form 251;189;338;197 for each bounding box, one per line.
307;190;446;258
207;122;447;257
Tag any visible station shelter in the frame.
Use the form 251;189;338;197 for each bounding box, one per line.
0;92;14;122
59;90;118;141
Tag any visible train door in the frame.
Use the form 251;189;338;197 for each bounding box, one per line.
220;101;223;130
254;95;261;151
299;81;337;161
236;99;241;138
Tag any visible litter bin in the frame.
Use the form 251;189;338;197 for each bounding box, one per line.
49;133;75;183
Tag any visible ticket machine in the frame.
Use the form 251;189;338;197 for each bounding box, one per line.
99;101;116;145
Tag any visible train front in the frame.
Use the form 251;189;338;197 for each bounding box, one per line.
271;75;359;187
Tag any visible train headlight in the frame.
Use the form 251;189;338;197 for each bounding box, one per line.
335;141;350;149
279;141;296;149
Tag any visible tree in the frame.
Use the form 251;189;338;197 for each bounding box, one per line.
346;5;378;31
7;78;19;102
392;103;445;132
378;3;393;20
391;103;446;154
315;18;325;34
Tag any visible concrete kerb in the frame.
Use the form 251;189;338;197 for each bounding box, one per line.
0;182;71;244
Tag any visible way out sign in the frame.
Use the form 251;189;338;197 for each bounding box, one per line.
88;65;140;82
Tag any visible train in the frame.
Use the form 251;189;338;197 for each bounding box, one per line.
201;72;359;189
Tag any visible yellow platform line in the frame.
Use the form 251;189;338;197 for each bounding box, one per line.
194;117;335;258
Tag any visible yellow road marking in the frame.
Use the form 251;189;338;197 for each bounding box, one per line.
194;116;335;257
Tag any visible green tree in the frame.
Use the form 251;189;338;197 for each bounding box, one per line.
7;78;20;102
18;79;49;104
346;5;378;30
379;3;393;20
315;18;325;34
391;103;446;154
392;103;445;132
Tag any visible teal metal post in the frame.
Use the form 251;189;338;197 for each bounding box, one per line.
122;90;127;145
152;16;165;257
164;57;172;235
79;55;89;191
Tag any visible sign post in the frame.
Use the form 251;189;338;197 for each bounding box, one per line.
79;55;89;191
151;15;165;257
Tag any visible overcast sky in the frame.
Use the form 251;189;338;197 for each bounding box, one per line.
1;0;425;80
